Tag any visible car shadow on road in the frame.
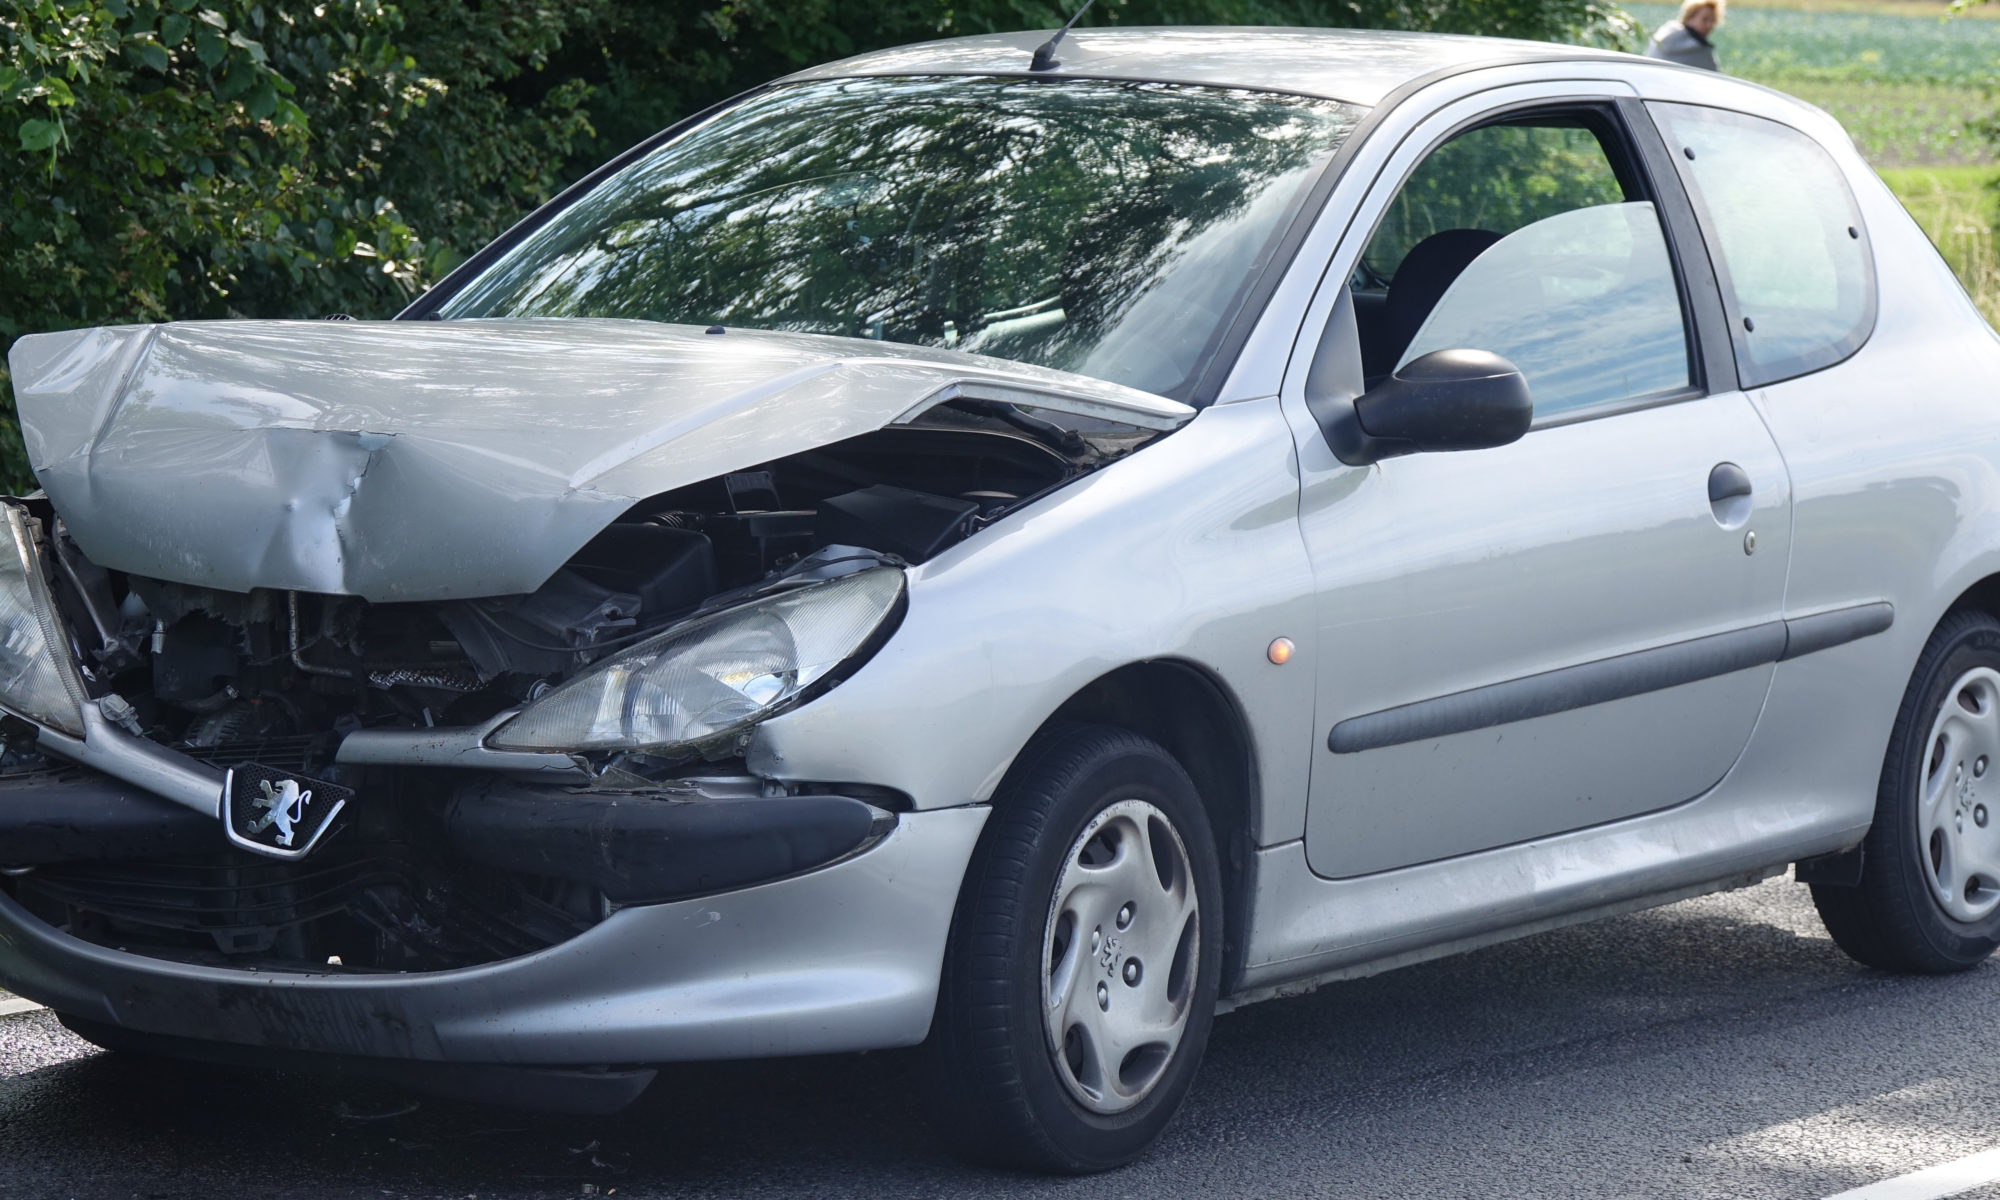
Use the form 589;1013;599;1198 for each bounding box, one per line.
0;881;1986;1199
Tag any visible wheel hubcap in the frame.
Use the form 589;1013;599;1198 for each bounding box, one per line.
1041;798;1199;1114
1919;666;2000;922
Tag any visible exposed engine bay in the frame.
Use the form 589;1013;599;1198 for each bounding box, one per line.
0;400;1159;974
41;404;1138;764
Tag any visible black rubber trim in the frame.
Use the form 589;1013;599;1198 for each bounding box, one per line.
1781;601;1895;661
0;766;218;864
1328;622;1786;754
443;780;889;904
1327;602;1894;754
1618;96;1739;396
59;1015;655;1116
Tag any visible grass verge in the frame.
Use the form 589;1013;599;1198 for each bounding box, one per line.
1880;165;2000;325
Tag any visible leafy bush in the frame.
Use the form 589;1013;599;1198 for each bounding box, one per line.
0;0;1633;492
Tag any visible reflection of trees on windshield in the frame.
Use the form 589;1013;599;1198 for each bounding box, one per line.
439;77;1359;398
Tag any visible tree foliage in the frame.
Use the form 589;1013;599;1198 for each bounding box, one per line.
0;0;1636;489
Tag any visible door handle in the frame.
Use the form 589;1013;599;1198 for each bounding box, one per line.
1708;461;1753;532
1708;462;1752;503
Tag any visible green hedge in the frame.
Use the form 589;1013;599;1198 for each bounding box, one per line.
0;0;1634;493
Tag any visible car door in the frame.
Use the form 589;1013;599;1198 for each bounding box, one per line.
1283;94;1794;879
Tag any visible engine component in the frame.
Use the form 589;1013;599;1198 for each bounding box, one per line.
819;485;982;562
566;524;716;620
668;510;816;582
153;615;241;702
440;569;641;678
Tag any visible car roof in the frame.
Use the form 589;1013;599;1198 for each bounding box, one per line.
781;26;1636;108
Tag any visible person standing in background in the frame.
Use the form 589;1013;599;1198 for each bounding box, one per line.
1646;0;1725;71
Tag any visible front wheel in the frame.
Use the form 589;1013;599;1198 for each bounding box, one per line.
1814;610;2000;972
926;724;1223;1172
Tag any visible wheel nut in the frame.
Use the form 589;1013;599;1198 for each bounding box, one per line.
1089;927;1101;954
1117;903;1134;929
1979;757;1990;779
1979;805;1990;828
1123;959;1142;986
1096;982;1109;1010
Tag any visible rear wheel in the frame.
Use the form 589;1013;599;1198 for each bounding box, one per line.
1814;610;2000;972
927;724;1222;1172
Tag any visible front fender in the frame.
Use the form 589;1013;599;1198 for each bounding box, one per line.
747;397;1321;846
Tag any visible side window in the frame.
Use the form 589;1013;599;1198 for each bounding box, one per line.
1361;125;1625;285
1647;103;1874;388
1400;203;1690;416
1354;112;1693;419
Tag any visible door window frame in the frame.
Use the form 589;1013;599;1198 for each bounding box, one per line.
1286;90;1740;437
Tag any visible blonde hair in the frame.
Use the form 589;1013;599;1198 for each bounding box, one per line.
1678;0;1724;25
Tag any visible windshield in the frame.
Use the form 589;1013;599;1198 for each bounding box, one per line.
432;76;1362;399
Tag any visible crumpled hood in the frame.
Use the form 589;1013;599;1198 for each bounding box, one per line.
7;318;1190;601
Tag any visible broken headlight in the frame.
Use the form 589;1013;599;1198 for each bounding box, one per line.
487;566;904;754
0;505;88;737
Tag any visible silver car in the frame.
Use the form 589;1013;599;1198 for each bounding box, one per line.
1;23;1992;1172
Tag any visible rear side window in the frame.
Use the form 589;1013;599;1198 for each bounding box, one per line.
1647;102;1875;388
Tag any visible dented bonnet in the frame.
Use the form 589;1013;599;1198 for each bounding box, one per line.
6;318;1189;601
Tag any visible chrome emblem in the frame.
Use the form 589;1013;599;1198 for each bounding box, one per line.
247;778;312;849
223;764;353;861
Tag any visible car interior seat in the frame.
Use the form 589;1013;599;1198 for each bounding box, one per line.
1365;228;1503;380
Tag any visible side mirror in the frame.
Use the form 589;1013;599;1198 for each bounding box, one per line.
1310;348;1533;466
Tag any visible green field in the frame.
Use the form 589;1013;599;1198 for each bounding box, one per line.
1878;165;2000;322
1628;3;1999;84
1627;2;1999;322
1628;3;1998;166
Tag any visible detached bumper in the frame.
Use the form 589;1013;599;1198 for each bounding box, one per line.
0;805;987;1065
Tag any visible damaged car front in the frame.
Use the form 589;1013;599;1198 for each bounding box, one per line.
0;62;1356;1118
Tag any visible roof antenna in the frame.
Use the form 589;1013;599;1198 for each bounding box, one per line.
1029;0;1098;72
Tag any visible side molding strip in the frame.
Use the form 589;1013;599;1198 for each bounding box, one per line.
1328;602;1893;754
1780;601;1894;661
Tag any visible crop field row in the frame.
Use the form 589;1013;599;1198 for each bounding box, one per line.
1627;2;1997;166
1627;2;2000;85
1625;3;1999;322
1778;79;1990;164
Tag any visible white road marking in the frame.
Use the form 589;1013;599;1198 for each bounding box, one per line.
0;996;43;1018
1826;1147;2000;1200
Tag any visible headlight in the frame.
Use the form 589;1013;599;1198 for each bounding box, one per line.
0;505;88;737
487;566;904;754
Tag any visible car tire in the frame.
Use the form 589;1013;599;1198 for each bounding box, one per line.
1814;610;2000;972
925;723;1224;1173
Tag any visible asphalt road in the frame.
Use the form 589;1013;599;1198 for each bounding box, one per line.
9;877;2000;1199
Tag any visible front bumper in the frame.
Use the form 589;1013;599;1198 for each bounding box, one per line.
0;804;987;1064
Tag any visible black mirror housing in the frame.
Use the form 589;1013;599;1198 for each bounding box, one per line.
1311;348;1533;466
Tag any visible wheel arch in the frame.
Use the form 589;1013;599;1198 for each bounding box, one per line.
1947;573;2000;628
1026;658;1262;994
